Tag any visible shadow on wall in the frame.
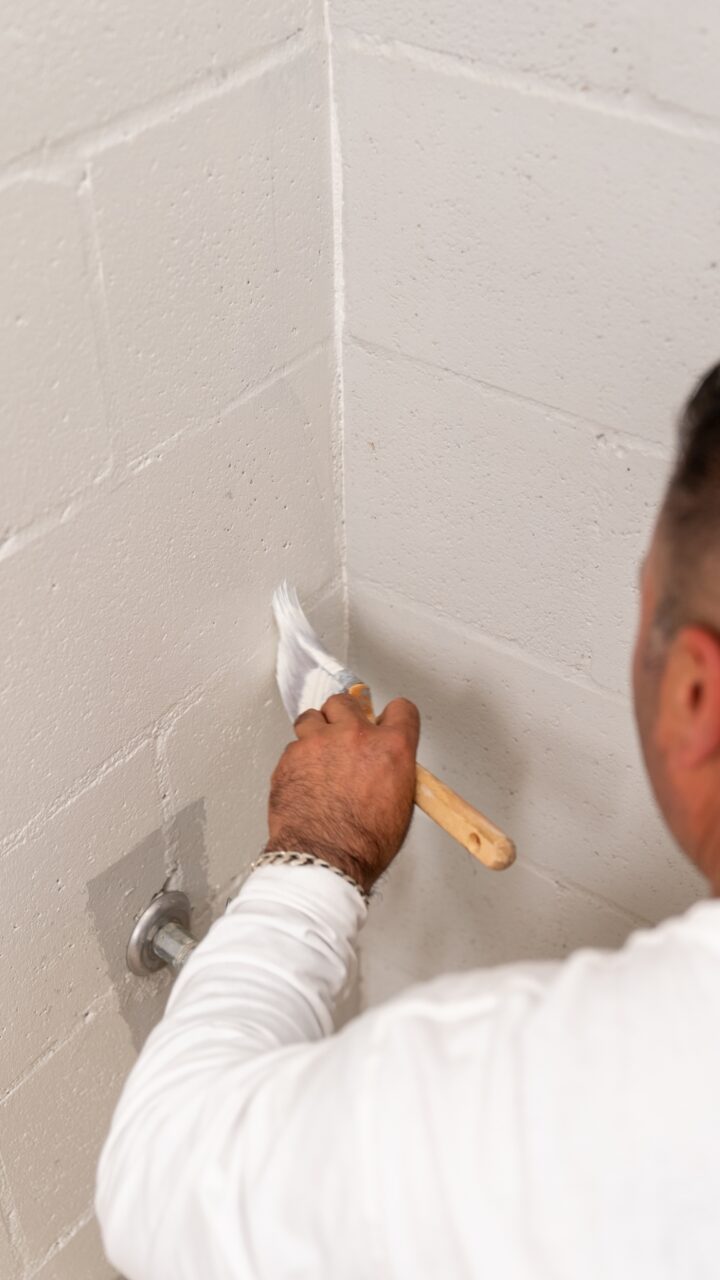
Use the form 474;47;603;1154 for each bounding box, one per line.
349;590;705;993
87;798;210;1051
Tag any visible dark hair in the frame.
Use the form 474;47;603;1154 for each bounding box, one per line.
657;363;720;637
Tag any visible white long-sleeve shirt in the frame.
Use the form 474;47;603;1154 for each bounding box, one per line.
97;865;720;1280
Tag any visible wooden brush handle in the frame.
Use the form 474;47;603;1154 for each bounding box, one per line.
347;682;515;872
414;765;515;870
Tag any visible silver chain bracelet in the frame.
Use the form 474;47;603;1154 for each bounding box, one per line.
250;850;371;906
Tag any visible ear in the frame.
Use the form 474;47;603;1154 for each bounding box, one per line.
658;626;720;767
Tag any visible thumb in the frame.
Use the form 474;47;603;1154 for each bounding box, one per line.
378;697;421;752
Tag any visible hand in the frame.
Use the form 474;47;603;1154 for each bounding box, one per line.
265;693;421;894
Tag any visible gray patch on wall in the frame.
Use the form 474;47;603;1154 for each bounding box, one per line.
87;799;209;1051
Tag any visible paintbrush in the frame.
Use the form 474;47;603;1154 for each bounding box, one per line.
272;584;516;872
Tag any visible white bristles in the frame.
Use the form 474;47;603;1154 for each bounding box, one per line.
272;583;355;721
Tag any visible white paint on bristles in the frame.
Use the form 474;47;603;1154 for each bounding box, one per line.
273;582;355;722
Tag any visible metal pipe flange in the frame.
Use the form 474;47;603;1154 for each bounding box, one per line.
127;889;196;977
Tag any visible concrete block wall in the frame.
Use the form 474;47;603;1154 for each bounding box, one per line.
0;3;342;1275
330;1;715;1003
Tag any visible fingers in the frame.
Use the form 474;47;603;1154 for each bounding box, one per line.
321;692;369;725
294;708;328;739
377;697;421;752
304;692;420;753
296;693;370;737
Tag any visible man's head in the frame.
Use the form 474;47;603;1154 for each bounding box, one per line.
634;364;720;888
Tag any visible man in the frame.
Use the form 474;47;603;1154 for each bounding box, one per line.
97;366;720;1278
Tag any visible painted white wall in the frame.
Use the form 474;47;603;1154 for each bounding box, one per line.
331;1;715;1004
0;3;343;1275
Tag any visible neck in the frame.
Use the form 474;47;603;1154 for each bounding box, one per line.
687;789;720;894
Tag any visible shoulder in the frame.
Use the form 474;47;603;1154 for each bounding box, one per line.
350;898;720;1063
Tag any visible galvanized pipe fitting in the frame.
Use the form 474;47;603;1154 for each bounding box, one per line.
127;890;197;977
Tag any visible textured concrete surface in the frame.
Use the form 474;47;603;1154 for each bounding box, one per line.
337;44;720;448
2;0;313;166
0;182;109;534
344;342;668;685
0;1214;20;1280
1;745;163;1088
34;1218;117;1280
91;51;332;459
0;1009;134;1264
333;0;720;117
0;2;338;1274
1;351;340;839
335;3;715;1004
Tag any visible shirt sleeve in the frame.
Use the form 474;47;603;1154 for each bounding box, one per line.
96;862;565;1280
96;864;372;1279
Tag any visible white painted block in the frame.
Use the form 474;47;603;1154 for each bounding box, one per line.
0;744;163;1087
640;1;720;120
2;0;310;166
91;52;332;458
349;584;705;936
0;349;339;838
338;50;720;446
0;1008;134;1261
344;343;670;688
333;1;720;121
345;342;593;670
333;0;633;95
163;589;345;893
0;182;109;536
34;1217;115;1280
